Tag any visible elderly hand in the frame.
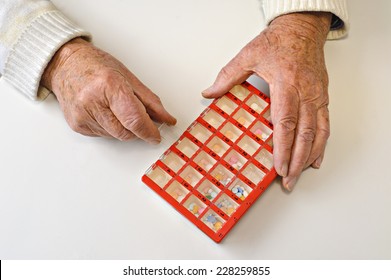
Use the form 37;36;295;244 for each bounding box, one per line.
41;38;176;144
202;12;332;191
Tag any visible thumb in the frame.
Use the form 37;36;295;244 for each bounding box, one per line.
202;57;252;99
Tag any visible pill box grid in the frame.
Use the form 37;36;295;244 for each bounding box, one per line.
142;82;277;243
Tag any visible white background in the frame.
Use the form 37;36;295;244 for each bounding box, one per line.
0;0;390;259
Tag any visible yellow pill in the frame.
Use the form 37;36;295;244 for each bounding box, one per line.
185;174;193;183
237;117;246;125
254;128;263;138
227;207;235;215
212;144;221;153
250;103;259;111
225;130;234;139
214;172;223;181
214;221;223;230
192;205;199;214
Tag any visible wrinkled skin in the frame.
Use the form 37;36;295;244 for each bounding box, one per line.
202;12;332;191
41;38;177;144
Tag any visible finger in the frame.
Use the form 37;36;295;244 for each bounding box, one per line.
282;102;318;191
305;106;330;169
125;75;177;125
66;109;112;138
312;152;325;169
109;83;161;144
83;122;113;138
72;126;100;138
93;107;136;141
270;83;299;180
202;54;252;99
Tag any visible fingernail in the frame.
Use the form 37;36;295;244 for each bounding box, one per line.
202;85;214;97
313;156;323;169
150;138;161;145
285;177;297;192
170;117;177;126
280;163;288;177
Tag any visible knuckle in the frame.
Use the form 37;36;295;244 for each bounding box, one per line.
67;120;79;132
322;69;329;86
68;111;91;135
115;129;134;141
123;115;147;135
69;120;86;134
102;115;134;141
313;83;324;95
151;93;162;104
75;89;95;106
75;70;123;106
219;66;232;79
319;127;330;140
145;92;162;107
278;117;297;133
72;111;85;127
97;68;120;84
219;62;241;80
298;127;316;143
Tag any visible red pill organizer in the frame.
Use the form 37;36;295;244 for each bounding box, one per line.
142;81;277;243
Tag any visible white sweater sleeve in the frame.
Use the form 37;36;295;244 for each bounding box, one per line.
0;0;91;100
261;0;349;40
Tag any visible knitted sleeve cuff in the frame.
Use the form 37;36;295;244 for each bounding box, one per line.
3;10;91;101
262;0;349;40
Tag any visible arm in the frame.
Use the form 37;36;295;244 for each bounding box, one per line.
262;0;349;40
203;0;349;191
0;0;90;100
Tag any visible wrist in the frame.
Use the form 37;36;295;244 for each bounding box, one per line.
41;37;90;93
270;12;332;43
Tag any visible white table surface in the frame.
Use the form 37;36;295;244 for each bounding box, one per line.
1;0;390;259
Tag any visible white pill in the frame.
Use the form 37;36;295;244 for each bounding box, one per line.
250;103;259;111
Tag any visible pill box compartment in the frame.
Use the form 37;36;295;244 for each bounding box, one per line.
233;108;255;128
245;95;267;114
201;109;225;129
237;135;260;156
207;136;230;157
215;96;238;115
183;195;207;217
224;149;246;170
220;122;242;142
210;164;235;187
194;150;216;172
145;166;172;188
179;165;203;187
230;85;250;101
255;148;273;170
160;151;186;172
202;209;226;232
188;122;212;143
242;163;266;185
166;181;189;202
250;121;272;141
197;179;221;201
175;137;199;158
215;193;239;216
228;178;253;201
263;108;271;122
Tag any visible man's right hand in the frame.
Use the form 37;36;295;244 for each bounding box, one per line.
41;38;176;144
